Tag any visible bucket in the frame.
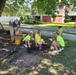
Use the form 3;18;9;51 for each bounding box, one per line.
14;38;21;45
18;31;22;35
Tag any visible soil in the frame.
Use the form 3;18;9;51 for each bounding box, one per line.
0;30;52;68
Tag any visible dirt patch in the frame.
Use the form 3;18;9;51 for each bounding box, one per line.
12;51;42;68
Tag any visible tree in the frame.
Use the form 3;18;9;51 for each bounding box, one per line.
64;9;71;22
2;1;31;16
2;0;21;16
32;0;76;20
0;0;76;17
0;0;32;16
16;4;31;16
0;0;6;16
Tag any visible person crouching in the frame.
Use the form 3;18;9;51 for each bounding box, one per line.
22;31;33;48
52;32;65;54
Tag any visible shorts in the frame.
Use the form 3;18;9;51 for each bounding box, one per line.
59;45;64;49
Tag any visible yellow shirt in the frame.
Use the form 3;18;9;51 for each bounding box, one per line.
35;33;41;42
57;35;65;46
22;35;31;42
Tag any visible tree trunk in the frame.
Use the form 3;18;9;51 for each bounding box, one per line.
0;0;6;16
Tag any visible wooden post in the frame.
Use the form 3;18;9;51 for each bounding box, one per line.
0;22;4;30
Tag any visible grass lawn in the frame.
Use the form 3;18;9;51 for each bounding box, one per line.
1;22;76;27
0;22;76;75
35;22;76;28
0;37;76;75
38;23;74;28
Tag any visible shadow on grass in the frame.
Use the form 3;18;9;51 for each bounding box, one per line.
32;40;76;75
0;30;76;75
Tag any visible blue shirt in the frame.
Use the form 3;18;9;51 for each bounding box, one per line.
9;19;20;27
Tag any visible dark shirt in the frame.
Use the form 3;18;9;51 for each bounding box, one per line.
9;19;20;27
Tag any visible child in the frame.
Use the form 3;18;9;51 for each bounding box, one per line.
52;32;65;54
58;26;63;36
22;31;33;48
35;30;44;50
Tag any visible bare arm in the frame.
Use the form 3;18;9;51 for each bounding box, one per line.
16;25;20;31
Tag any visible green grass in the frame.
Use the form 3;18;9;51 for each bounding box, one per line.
0;22;76;75
0;39;76;75
35;40;76;75
38;23;74;28
34;22;76;28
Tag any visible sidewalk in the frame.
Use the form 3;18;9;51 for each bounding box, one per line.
20;24;76;40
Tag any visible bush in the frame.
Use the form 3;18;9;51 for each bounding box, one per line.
64;9;72;23
20;14;33;24
64;18;71;23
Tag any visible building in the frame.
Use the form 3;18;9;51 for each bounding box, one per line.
31;4;76;23
67;5;76;21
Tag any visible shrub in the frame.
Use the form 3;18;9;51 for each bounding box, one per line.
20;14;33;24
64;9;72;23
64;18;71;23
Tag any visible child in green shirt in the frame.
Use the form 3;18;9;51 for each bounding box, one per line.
52;31;65;54
22;31;33;48
35;30;44;50
58;26;63;36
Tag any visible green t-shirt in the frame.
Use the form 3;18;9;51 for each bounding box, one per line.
56;35;65;47
35;33;41;42
58;28;63;35
22;35;31;42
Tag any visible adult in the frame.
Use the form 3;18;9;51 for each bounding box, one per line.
9;19;20;42
52;32;65;54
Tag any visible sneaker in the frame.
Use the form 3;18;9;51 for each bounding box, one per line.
38;45;42;50
58;48;64;52
39;46;42;50
23;44;28;48
52;50;59;54
39;47;42;50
